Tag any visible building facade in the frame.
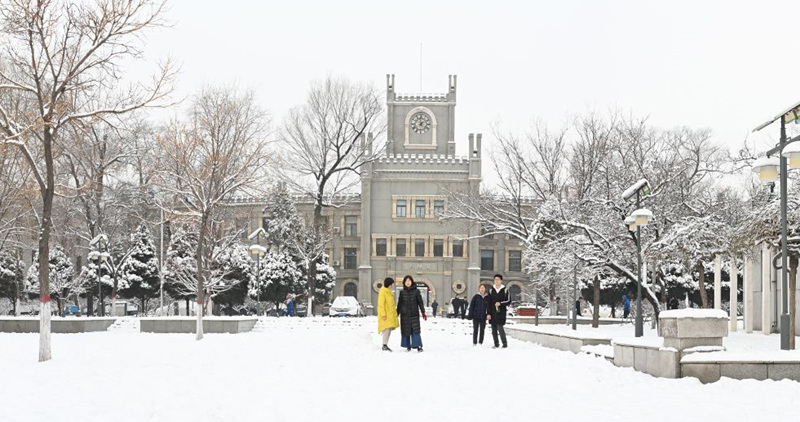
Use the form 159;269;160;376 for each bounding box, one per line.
264;74;529;310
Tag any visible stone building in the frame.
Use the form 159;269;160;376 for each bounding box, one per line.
234;74;530;312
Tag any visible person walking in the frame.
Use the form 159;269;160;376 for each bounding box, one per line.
377;277;399;352
575;297;582;319
285;294;294;317
431;299;439;318
396;275;426;352
468;285;489;345
622;294;631;319
460;296;468;320
450;297;458;318
487;274;510;349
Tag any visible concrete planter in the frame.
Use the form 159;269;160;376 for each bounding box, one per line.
0;317;118;333
139;317;258;334
506;326;612;353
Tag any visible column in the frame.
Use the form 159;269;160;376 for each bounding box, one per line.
714;254;722;310
762;243;772;335
744;255;754;333
729;257;738;332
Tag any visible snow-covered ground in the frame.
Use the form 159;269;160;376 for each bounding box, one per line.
1;317;799;422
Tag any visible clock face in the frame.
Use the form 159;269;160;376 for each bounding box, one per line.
410;112;432;134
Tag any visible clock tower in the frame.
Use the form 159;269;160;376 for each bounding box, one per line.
385;74;457;157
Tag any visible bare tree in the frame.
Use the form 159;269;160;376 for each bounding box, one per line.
0;0;175;361
155;86;269;340
280;76;384;315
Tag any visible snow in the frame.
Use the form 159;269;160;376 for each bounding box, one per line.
2;317;800;421
581;344;614;358
660;309;728;319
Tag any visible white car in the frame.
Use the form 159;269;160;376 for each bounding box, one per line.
329;296;364;317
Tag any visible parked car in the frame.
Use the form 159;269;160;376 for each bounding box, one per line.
321;303;332;316
329;296;364;317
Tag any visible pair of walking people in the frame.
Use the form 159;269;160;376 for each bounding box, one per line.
377;275;426;352
468;274;509;348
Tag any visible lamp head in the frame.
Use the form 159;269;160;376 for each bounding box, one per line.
752;156;780;183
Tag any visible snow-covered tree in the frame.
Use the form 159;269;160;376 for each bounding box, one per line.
119;225;160;315
253;250;303;311
0;250;24;315
209;242;253;309
163;226;199;314
26;246;79;317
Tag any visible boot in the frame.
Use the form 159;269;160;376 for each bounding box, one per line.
417;347;424;352
382;345;392;352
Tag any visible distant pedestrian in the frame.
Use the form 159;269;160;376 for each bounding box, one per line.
397;275;426;352
668;297;679;310
451;297;459;318
285;294;294;317
460;296;468;319
377;277;399;352
468;285;489;345
622;294;631;319
575;298;581;318
431;300;439;318
487;274;510;349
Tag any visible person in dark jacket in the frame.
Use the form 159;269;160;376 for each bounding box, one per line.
431;300;439;318
487;274;510;348
468;285;489;345
668;297;680;310
460;296;468;319
396;275;426;352
622;294;631;318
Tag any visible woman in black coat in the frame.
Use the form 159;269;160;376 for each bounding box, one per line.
487;274;510;348
468;284;489;345
396;275;427;352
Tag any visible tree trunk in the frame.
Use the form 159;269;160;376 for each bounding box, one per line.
592;274;600;328
185;299;190;316
307;203;324;317
698;260;708;309
37;131;56;362
87;294;94;317
790;257;797;350
195;212;210;340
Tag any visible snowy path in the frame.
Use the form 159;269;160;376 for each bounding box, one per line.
1;317;798;422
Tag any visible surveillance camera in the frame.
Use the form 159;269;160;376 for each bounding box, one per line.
621;179;651;201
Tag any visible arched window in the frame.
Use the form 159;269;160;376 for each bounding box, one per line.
509;285;522;302
344;282;357;298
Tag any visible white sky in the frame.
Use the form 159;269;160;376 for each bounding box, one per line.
140;0;800;169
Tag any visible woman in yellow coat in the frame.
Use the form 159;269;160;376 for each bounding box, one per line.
377;277;399;351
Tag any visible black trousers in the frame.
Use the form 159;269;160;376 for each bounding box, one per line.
491;322;507;347
472;319;486;344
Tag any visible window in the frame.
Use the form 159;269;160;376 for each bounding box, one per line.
433;239;444;257
344;282;358;298
415;200;426;218
434;199;445;216
509;250;522;272
509;285;522;302
415;238;425;257
396;239;407;257
376;238;387;256
452;239;464;257
481;250;494;271
345;216;357;237
344;248;357;269
396;200;407;217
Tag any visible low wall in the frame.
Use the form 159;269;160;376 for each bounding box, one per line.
506;326;612;353
0;317;118;333
139;317;258;334
613;338;680;379
680;352;800;383
508;316;620;326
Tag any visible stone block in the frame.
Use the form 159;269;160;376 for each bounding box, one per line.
678;318;728;338
615;345;634;368
720;363;768;381
664;337;723;351
633;347;648;372
768;364;800;381
682;363;721;383
155;319;168;333
207;320;223;333
181;319;195;333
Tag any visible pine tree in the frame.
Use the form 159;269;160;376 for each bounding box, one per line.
0;251;25;314
119;225;161;315
26;246;78;317
263;183;304;252
210;242;253;308
254;250;303;311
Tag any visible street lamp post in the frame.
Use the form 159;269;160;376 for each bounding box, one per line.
623;179;653;338
249;244;266;311
751;100;800;350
